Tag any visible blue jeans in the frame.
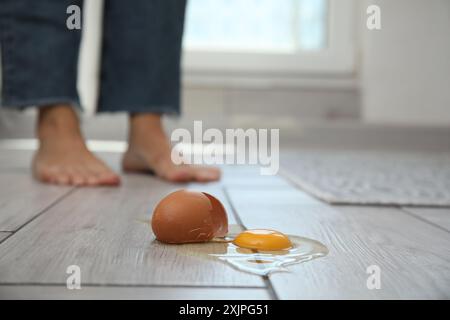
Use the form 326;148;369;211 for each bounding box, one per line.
0;0;186;114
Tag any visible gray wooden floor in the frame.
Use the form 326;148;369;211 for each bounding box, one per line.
0;148;449;300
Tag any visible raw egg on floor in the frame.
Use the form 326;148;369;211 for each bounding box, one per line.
233;229;292;251
211;230;328;275
150;190;328;275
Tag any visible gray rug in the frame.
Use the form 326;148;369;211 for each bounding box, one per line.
280;150;450;206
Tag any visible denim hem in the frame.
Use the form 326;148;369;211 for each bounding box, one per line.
97;105;180;116
0;97;82;111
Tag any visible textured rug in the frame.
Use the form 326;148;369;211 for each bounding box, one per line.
280;150;450;206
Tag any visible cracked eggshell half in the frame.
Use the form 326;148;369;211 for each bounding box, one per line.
151;190;229;244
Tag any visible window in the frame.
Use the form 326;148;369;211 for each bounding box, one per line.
182;0;355;78
184;0;328;52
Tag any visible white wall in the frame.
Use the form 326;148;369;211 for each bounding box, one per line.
361;0;450;126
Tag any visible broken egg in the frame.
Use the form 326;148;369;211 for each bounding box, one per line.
149;191;328;275
233;229;292;251
151;190;228;244
212;230;329;275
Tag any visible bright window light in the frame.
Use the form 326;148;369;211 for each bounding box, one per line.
183;0;328;52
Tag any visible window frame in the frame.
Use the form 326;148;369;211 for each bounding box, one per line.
181;0;356;85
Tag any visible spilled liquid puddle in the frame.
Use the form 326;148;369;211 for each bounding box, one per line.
209;233;328;276
156;225;329;276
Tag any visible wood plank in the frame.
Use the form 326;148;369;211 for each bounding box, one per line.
188;165;291;189
402;207;450;232
221;166;291;187
226;187;450;299
0;232;12;243
0;174;264;287
0;285;270;300
0;173;73;231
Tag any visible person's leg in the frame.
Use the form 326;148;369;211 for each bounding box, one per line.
0;0;119;186
98;0;220;182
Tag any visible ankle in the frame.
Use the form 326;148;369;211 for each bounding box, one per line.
37;105;83;141
128;113;165;143
130;113;162;125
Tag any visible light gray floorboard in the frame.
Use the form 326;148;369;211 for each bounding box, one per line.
187;165;292;189
402;207;450;233
0;285;270;300
0;173;73;231
0;175;264;287
3;144;449;299
0;232;11;243
226;187;450;299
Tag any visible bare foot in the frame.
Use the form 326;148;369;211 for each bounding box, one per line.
32;105;120;186
122;114;221;183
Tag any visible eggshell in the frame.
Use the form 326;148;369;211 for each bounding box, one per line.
151;190;229;244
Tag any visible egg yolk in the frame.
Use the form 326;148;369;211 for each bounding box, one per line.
233;229;292;251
